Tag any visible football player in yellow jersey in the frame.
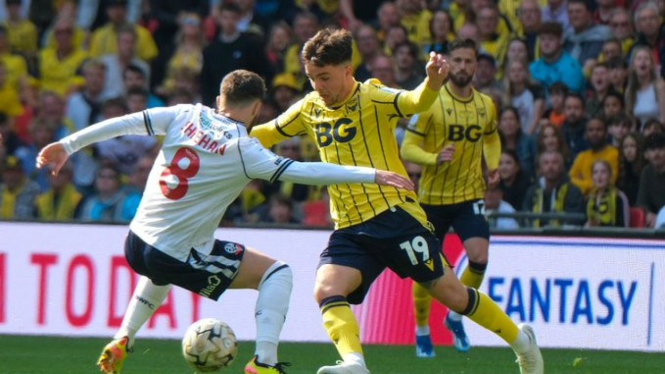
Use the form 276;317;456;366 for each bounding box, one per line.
251;29;543;374
401;38;501;357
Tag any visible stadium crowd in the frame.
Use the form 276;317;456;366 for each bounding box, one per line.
0;0;664;229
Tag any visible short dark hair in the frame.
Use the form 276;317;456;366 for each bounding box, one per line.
548;82;568;95
587;117;607;130
124;64;145;78
538;22;564;38
602;90;625;108
568;0;596;13
220;69;266;106
565;92;585;104
449;38;478;56
607;112;633;128
301;28;353;67
394;41;421;61
645;132;665;150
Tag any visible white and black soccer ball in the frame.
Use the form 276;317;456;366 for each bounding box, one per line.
182;318;238;372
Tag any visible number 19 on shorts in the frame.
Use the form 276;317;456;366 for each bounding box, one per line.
399;236;430;265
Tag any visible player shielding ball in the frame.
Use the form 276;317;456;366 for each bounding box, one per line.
251;29;543;374
36;69;413;374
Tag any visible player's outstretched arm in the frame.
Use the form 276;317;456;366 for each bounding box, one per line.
277;161;413;191
241;138;414;190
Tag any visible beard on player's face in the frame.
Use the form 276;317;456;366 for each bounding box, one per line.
449;71;473;87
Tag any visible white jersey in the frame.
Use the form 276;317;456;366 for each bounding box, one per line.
60;104;377;261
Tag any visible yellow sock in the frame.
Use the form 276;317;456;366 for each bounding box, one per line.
464;288;519;344
413;282;433;328
459;260;487;289
320;296;363;357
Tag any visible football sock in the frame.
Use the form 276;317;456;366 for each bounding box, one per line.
462;288;519;345
459;260;487;289
320;295;365;366
450;261;488;322
413;282;433;330
114;276;171;347
255;261;293;366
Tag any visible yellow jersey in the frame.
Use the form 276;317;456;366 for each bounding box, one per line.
401;83;501;205
251;79;440;229
38;48;88;96
89;24;158;62
4;20;38;55
0;52;28;90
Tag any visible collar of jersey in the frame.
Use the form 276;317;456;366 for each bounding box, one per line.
208;107;245;126
444;82;474;103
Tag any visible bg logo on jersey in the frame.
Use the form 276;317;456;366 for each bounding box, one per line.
448;124;482;142
315;118;356;147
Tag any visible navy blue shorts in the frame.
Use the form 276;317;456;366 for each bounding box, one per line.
422;200;490;243
319;206;448;304
124;231;245;301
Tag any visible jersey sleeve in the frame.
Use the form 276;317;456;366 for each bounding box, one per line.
60;106;180;155
400;112;439;166
366;78;438;118
250;98;308;148
483;101;501;171
238;137;375;185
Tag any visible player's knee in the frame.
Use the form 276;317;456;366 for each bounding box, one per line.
259;261;293;290
466;245;489;264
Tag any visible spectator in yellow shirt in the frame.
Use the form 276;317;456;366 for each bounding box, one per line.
3;0;37;57
0;60;23;119
0;25;28;91
477;4;511;67
569;117;620;195
396;0;432;48
38;17;88;97
89;0;158;62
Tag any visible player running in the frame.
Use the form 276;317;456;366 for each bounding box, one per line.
250;29;543;374
36;70;414;374
401;38;501;357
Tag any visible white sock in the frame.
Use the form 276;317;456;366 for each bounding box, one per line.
254;262;292;365
415;326;430;336
343;352;366;367
114;276;171;347
448;310;463;322
510;330;531;355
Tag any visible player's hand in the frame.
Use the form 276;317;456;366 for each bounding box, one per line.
487;169;500;188
36;142;69;176
375;170;415;191
425;52;450;91
437;144;455;164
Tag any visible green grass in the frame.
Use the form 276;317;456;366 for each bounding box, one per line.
0;335;664;374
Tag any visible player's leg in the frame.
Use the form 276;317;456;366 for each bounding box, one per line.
422;269;543;374
315;264;370;374
412;204;451;358
315;227;384;374
229;247;293;373
98;232;172;374
446;200;491;352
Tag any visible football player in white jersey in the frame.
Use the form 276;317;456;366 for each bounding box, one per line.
36;70;414;374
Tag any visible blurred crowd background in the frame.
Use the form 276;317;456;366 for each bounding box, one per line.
1;0;665;230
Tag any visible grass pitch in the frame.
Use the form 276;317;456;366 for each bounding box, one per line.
0;335;663;374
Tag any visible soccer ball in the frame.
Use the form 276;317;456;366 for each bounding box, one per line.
182;318;238;372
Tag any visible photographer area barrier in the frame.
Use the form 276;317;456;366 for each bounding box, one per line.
0;222;663;351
